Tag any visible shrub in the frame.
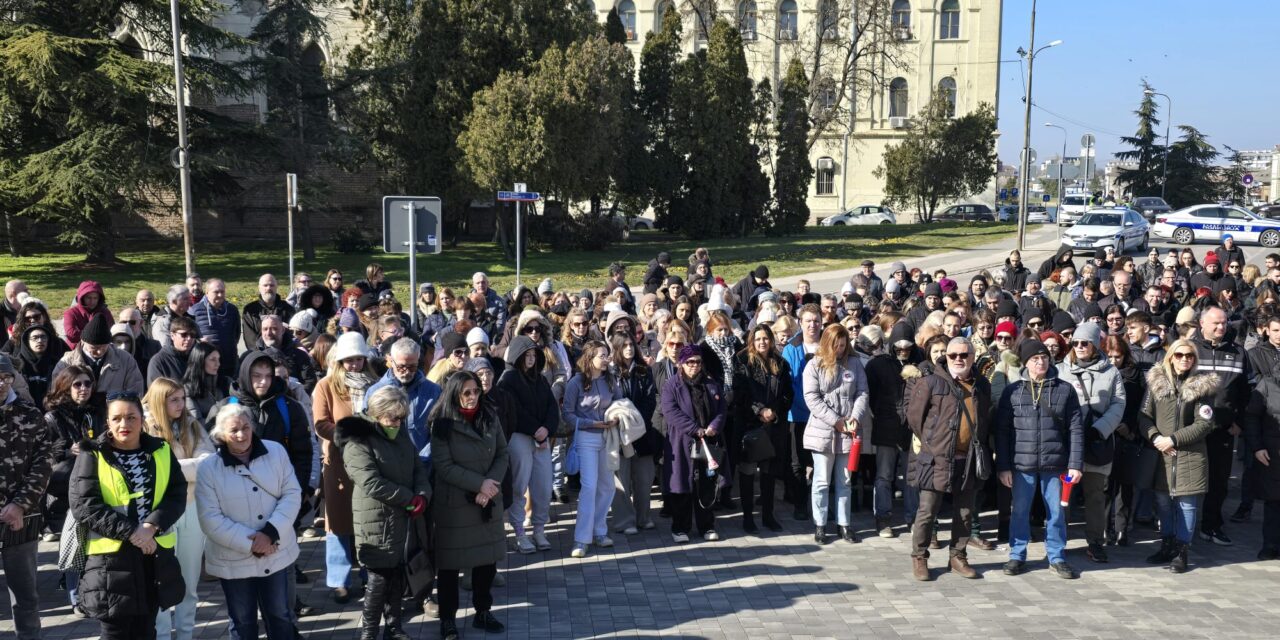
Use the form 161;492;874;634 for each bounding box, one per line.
331;226;374;254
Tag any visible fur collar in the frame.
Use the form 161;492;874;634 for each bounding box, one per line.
334;415;377;447
1146;368;1218;402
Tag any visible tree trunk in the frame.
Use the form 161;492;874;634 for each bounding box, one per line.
293;79;316;260
3;210;18;257
495;205;514;260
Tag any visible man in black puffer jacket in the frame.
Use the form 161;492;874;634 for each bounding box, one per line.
642;252;671;295
995;339;1084;580
865;323;915;538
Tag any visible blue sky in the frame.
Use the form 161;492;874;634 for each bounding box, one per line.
996;0;1279;167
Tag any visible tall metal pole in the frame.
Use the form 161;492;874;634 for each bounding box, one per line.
286;174;297;289
169;0;196;275
1016;0;1038;253
1160;96;1172;201
407;202;418;333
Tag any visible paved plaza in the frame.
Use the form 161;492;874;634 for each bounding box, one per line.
13;467;1280;640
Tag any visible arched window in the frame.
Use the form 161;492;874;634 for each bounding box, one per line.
694;0;712;43
938;76;957;117
892;0;911;36
889;77;908;118
778;0;798;41
738;1;758;41
655;0;673;33
819;0;840;40
939;0;960;39
618;1;637;40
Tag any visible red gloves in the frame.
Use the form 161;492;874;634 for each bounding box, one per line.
408;495;427;517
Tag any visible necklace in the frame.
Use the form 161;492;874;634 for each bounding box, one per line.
1029;378;1046;405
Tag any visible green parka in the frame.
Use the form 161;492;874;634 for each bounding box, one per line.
1139;368;1216;497
430;402;508;571
336;415;430;569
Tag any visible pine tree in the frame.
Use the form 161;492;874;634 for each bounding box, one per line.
604;7;628;44
771;58;812;235
636;9;684;230
1163;125;1219;209
0;0;249;262
1114;81;1165;199
1220;146;1249;204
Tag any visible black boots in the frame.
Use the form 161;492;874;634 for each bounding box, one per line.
838;525;859;544
814;525;827;544
361;571;408;640
1146;537;1178;564
1169;543;1190;573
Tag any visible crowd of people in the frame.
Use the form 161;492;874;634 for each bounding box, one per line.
2;237;1280;639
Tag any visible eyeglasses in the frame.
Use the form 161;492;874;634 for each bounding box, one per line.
125;319;140;325
330;276;343;281
451;348;467;358
173;331;195;339
0;374;14;384
946;352;971;360
28;334;47;341
666;340;686;348
391;362;416;372
1172;352;1196;360
1026;320;1043;327
571;321;588;327
995;334;1014;341
682;359;703;365
72;380;94;389
1071;341;1093;348
23;314;42;321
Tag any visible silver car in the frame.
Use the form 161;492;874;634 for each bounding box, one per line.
1061;208;1151;254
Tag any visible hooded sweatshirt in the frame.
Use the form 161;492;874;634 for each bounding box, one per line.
493;335;561;439
215;351;313;489
62;281;113;349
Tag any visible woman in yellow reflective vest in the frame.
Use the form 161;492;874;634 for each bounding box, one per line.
68;391;188;640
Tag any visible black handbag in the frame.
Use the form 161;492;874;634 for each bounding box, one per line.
952;387;992;481
740;426;776;463
689;437;725;469
405;511;434;601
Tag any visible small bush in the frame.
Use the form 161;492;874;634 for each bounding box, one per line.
331;226;374;254
528;213;623;251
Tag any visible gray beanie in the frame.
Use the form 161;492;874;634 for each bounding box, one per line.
1073;321;1103;349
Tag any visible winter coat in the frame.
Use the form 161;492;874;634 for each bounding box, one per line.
0;396;53;516
368;369;442;463
614;361;662;457
195;438;301;580
660;373;726;494
732;351;794;474
999;258;1031;293
1193;336;1251;431
69;432;187;619
864;353;910;449
1140;369;1216;497
1137;260;1164;289
14;325;61;406
337;415;430;569
1214;244;1246;270
191;298;241;375
209;352;313;490
246;333;317;392
311;375;360;535
1058;355;1127;473
241;296;296;351
430;404;508;571
781;336;817;423
994;367;1085;474
147;345;190;388
296;284;337;330
1129;336;1166;374
651;358;677;437
905;365;992;492
989;349;1022;403
1247;341;1280;381
493;336;560;439
642;259;669;295
802;355;870;455
1038;248;1076;282
54;344;144;397
62;280;113;349
45;403;100;499
1245;376;1280;501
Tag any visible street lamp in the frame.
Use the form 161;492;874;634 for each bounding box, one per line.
1016;0;1062;251
1045;122;1066;238
169;0;196;275
1144;88;1172;201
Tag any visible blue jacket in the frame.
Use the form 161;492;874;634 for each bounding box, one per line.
781;338;816;423
994;366;1085;474
191;298;241;372
368;369;441;465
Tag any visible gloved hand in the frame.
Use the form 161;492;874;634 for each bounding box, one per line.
408;495;427;517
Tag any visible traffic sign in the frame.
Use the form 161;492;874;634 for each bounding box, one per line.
1243;174;1255;186
1011;188;1019;197
1081;133;1096;147
497;191;541;202
382;196;442;255
1043;194;1051;202
999;188;1009;200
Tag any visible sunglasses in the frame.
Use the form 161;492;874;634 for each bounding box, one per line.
1172;352;1196;360
571;321;588;327
173;331;195;339
995;334;1014;341
72;380;94;389
946;352;971;360
524;325;542;334
23;314;42;321
1071;341;1093;348
451;348;467;358
666;341;686;348
682;358;703;365
1027;320;1043;327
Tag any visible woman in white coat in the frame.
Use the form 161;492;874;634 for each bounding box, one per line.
196;403;302;640
803;324;869;545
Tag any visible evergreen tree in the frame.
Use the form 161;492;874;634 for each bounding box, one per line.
1163;125;1219;209
0;0;249;262
770;58;812;235
635;9;684;230
604;7;628;44
1220;146;1249;204
1114;81;1165;199
244;0;335;260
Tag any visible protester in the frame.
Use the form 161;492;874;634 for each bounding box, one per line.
609;334;661;535
54;314;145;399
732;325;793;534
63;280;114;349
661;344;727;543
803;324;869;545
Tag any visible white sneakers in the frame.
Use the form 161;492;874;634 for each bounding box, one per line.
515;535;536;555
672;532;691;544
570;543;588;558
704;530;720;541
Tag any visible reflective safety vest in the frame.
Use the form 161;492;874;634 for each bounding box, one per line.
86;442;176;555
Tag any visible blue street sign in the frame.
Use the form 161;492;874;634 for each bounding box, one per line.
1043;194;1051;202
497;191;541;202
999;188;1009;200
1011;188;1019;197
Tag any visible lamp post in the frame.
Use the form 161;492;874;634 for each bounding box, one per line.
1144;88;1172;201
169;0;195;275
1016;0;1062;252
1045;122;1066;240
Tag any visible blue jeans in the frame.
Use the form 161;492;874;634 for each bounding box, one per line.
811;450;851;527
573;430;615;544
1009;471;1069;564
1155;493;1202;544
222;568;296;640
325;533;365;589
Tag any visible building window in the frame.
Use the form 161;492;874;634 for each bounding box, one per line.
816;158;836;195
778;0;798;41
817;81;838;112
938;76;956;117
939;0;960;39
737;1;758;40
819;0;840;40
617;1;637;40
655;0;673;33
891;0;911;38
694;1;712;43
889;77;908;118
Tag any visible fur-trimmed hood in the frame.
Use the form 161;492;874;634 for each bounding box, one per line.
334;414;379;448
1146;368;1218;402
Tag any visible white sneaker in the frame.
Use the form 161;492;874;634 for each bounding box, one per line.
672;532;690;544
515;535;536;555
533;531;552;551
704;530;721;541
622;526;639;536
593;535;614;548
570;543;588;558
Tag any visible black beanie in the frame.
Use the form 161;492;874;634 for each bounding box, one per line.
755;265;770;280
996;299;1019;319
1018;339;1050;364
441;331;467;355
357;293;379;311
81;314;112;345
1082;302;1104;321
924;283;943;298
1051;310;1076;335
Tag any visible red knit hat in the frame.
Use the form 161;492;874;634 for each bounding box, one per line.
995;320;1018;337
1204;251;1219;265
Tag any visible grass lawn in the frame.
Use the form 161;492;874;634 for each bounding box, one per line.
3;222;1015;315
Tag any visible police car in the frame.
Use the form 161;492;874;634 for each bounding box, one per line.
1151;203;1280;248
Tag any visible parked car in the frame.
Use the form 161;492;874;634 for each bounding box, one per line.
1152;203;1280;248
934;204;995;222
819;205;897;226
1252;202;1280;218
1057;194;1094;226
1061;207;1151;254
1131;196;1172;221
998;205;1053;223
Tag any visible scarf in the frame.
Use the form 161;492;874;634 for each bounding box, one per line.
345;371;374;413
703;335;736;389
683;371;711;429
459;405;480;422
